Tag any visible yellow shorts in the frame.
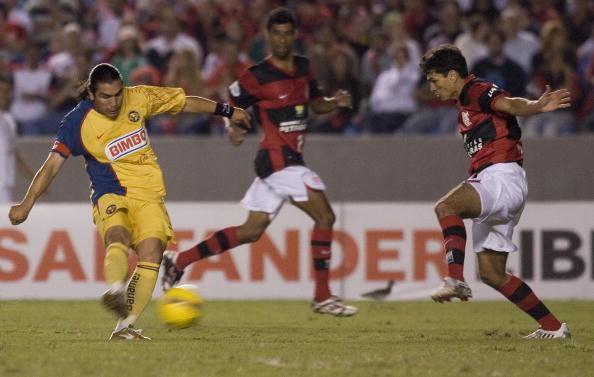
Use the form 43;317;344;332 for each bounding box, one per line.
92;193;175;248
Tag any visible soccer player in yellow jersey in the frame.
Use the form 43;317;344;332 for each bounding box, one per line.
8;63;250;340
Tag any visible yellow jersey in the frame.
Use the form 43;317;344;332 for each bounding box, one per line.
52;85;186;204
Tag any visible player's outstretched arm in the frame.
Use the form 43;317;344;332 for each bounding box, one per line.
182;96;251;129
310;89;353;114
8;152;65;225
494;85;571;116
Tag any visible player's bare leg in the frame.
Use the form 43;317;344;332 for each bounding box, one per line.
431;183;480;302
292;188;357;316
477;250;569;338
162;211;270;290
101;225;131;319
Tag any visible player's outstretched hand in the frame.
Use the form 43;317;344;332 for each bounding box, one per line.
334;89;353;109
8;202;31;225
225;120;247;147
537;85;571;113
231;107;251;130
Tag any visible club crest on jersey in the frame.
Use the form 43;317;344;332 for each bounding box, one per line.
106;204;117;215
128;111;140;122
105;127;148;161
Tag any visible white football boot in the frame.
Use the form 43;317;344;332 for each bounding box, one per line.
311;296;358;317
524;323;571;339
430;277;472;303
109;326;151;341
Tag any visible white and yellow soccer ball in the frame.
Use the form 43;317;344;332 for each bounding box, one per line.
157;284;204;329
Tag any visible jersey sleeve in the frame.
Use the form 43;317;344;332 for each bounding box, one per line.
51;102;91;158
137;85;187;116
476;82;508;114
228;70;260;109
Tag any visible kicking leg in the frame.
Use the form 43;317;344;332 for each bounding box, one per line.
110;237;163;341
162;211;270;290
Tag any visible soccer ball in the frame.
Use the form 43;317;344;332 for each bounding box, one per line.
157;284;204;328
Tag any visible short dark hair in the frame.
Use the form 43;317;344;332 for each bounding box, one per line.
79;63;123;100
266;7;297;30
420;44;468;78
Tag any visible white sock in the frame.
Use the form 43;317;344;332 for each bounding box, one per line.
114;314;138;332
109;281;125;293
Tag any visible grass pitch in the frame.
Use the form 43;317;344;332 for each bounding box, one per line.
0;300;592;377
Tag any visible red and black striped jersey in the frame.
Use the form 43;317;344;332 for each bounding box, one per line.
456;74;523;175
228;55;323;178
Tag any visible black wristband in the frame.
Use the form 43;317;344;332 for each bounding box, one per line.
214;102;235;118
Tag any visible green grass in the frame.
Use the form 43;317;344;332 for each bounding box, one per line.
0;300;592;377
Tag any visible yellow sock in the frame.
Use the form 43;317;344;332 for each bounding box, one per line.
125;262;160;318
104;242;129;286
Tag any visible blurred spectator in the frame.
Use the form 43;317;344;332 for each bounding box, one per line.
360;29;391;96
110;26;146;85
0;75;18;202
47;22;81;80
95;0;130;50
367;43;419;133
466;0;500;21
501;6;540;75
311;47;362;134
424;1;463;49
4;0;32;35
454;14;489;69
383;11;421;65
577;25;594;77
0;74;33;202
203;37;252;101
472;30;527;97
10;44;52;135
398;81;458;135
401;0;432;44
3;20;28;64
308;21;357;91
524;20;577;137
146;6;203;72
156;48;211;134
0;0;587;136
335;3;373;58
563;0;594;47
45;49;93;132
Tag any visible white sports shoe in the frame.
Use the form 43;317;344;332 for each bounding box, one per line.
524;323;571;339
109;326;152;341
430;277;472;303
312;295;358;317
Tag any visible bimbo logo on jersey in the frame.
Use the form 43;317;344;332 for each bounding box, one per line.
105;127;148;161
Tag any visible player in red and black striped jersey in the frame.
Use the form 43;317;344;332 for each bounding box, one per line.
422;44;571;339
162;7;357;316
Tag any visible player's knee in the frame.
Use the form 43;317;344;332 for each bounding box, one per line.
315;210;335;228
105;227;130;246
479;270;505;289
239;225;267;243
434;200;451;218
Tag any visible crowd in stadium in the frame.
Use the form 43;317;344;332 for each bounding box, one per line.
1;0;593;136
